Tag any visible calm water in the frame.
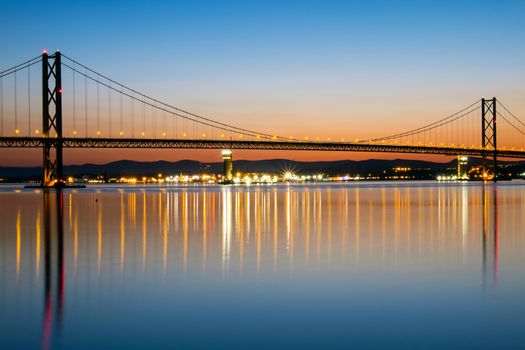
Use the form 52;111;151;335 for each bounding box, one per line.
1;182;525;349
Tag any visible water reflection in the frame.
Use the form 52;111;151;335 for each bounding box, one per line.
1;182;524;349
41;190;65;350
482;186;499;289
31;184;508;279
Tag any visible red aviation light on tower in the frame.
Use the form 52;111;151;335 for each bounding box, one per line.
42;49;48;54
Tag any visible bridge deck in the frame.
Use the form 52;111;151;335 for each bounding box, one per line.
1;137;525;159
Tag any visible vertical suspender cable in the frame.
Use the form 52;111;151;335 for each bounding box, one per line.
473;110;476;146
96;80;100;136
108;84;112;137
131;93;134;137
153;104;156;138
73;63;76;134
454;117;457;146
84;70;87;138
440;120;442;146
461;111;465;146
0;78;3;136
14;70;18;133
514;112;517;148
466;111;470;146
119;92;123;135
141;101;145;136
84;69;88;137
28;65;31;135
173;111;176;138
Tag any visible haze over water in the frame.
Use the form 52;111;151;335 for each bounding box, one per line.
1;182;525;349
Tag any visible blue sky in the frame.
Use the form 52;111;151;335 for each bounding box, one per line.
1;0;524;163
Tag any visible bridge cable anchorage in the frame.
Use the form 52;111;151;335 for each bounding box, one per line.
60;54;294;141
367;100;481;144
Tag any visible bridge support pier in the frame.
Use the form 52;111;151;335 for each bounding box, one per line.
41;51;64;187
481;97;497;182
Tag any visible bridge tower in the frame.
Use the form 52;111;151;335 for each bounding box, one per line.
481;97;497;182
41;51;64;187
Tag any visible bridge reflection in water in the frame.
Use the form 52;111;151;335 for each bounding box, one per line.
0;183;518;348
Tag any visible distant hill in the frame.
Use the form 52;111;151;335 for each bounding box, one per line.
0;157;499;182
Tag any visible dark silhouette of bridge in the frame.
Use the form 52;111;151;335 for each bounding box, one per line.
1;51;525;186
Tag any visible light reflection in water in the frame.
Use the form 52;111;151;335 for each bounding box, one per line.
222;188;232;273
202;191;207;270
163;196;168;273
142;192;147;270
16;208;20;282
1;183;522;349
97;202;102;272
120;192;125;272
15;186;508;279
36;208;41;279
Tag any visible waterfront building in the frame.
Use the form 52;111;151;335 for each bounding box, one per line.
222;150;233;181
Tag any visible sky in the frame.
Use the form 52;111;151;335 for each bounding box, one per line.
1;0;524;166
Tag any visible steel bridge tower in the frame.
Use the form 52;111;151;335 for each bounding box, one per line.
41;51;64;187
481;97;497;181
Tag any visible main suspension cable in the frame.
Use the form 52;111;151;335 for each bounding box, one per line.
367;102;481;142
497;100;525;129
62;62;280;139
61;54;290;141
0;56;40;78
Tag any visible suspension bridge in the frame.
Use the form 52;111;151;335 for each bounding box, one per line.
1;50;525;186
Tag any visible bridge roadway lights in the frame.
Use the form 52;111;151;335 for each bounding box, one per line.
2;136;525;158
